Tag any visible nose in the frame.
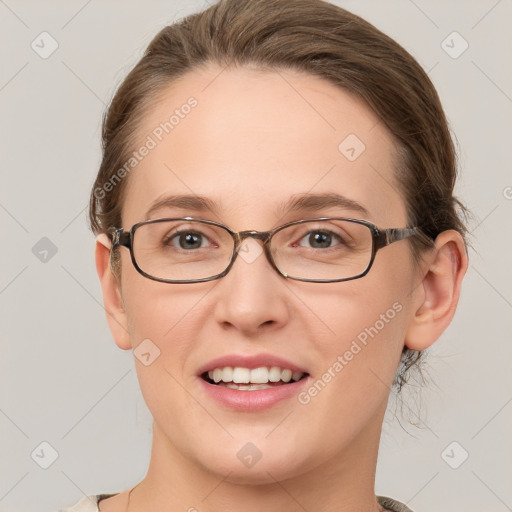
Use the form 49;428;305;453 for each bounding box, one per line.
212;236;290;335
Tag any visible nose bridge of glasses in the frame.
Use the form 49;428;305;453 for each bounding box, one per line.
229;229;279;277
235;230;272;246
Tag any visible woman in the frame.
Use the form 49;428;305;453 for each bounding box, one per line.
62;0;468;510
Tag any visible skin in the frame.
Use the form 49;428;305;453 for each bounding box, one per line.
95;64;468;512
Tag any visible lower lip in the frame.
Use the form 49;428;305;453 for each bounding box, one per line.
198;376;310;412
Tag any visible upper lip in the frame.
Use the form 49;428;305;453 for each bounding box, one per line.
197;353;309;376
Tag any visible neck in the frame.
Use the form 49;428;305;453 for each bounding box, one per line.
128;406;387;512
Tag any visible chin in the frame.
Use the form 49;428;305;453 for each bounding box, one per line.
194;442;308;485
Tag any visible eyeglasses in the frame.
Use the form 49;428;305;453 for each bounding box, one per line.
109;217;429;284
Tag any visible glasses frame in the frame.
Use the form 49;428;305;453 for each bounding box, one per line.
109;216;430;284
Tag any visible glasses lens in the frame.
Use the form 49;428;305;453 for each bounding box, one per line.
133;220;234;281
271;219;373;281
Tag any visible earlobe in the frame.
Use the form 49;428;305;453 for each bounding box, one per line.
404;230;468;351
95;234;132;351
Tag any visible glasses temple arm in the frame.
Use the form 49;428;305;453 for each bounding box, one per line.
377;227;434;248
108;228;131;248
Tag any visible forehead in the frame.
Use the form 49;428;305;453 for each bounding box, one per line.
122;64;407;229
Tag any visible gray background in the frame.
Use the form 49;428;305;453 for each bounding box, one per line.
1;1;511;511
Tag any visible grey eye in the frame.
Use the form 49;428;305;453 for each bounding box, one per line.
296;230;345;249
165;230;210;250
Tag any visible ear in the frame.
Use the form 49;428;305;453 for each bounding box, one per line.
95;234;132;350
404;230;468;351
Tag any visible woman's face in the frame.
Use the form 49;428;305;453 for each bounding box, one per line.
113;65;423;482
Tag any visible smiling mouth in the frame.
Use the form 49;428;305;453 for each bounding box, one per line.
201;366;309;391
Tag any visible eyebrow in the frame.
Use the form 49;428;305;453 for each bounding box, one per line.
145;194;219;219
277;192;369;218
145;192;369;219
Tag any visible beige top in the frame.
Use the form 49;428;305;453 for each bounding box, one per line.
59;493;415;512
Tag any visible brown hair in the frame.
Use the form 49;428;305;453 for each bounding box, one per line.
89;0;468;390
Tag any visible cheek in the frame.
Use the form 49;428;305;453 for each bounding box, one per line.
312;269;409;350
312;288;406;394
120;272;207;413
121;278;206;432
120;258;200;342
305;253;414;397
292;282;409;454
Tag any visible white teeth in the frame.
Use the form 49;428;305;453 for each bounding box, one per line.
221;366;233;383
224;383;274;391
268;366;282;382
232;367;250;384
281;369;292;383
206;366;305;384
292;371;303;381
250;367;269;384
